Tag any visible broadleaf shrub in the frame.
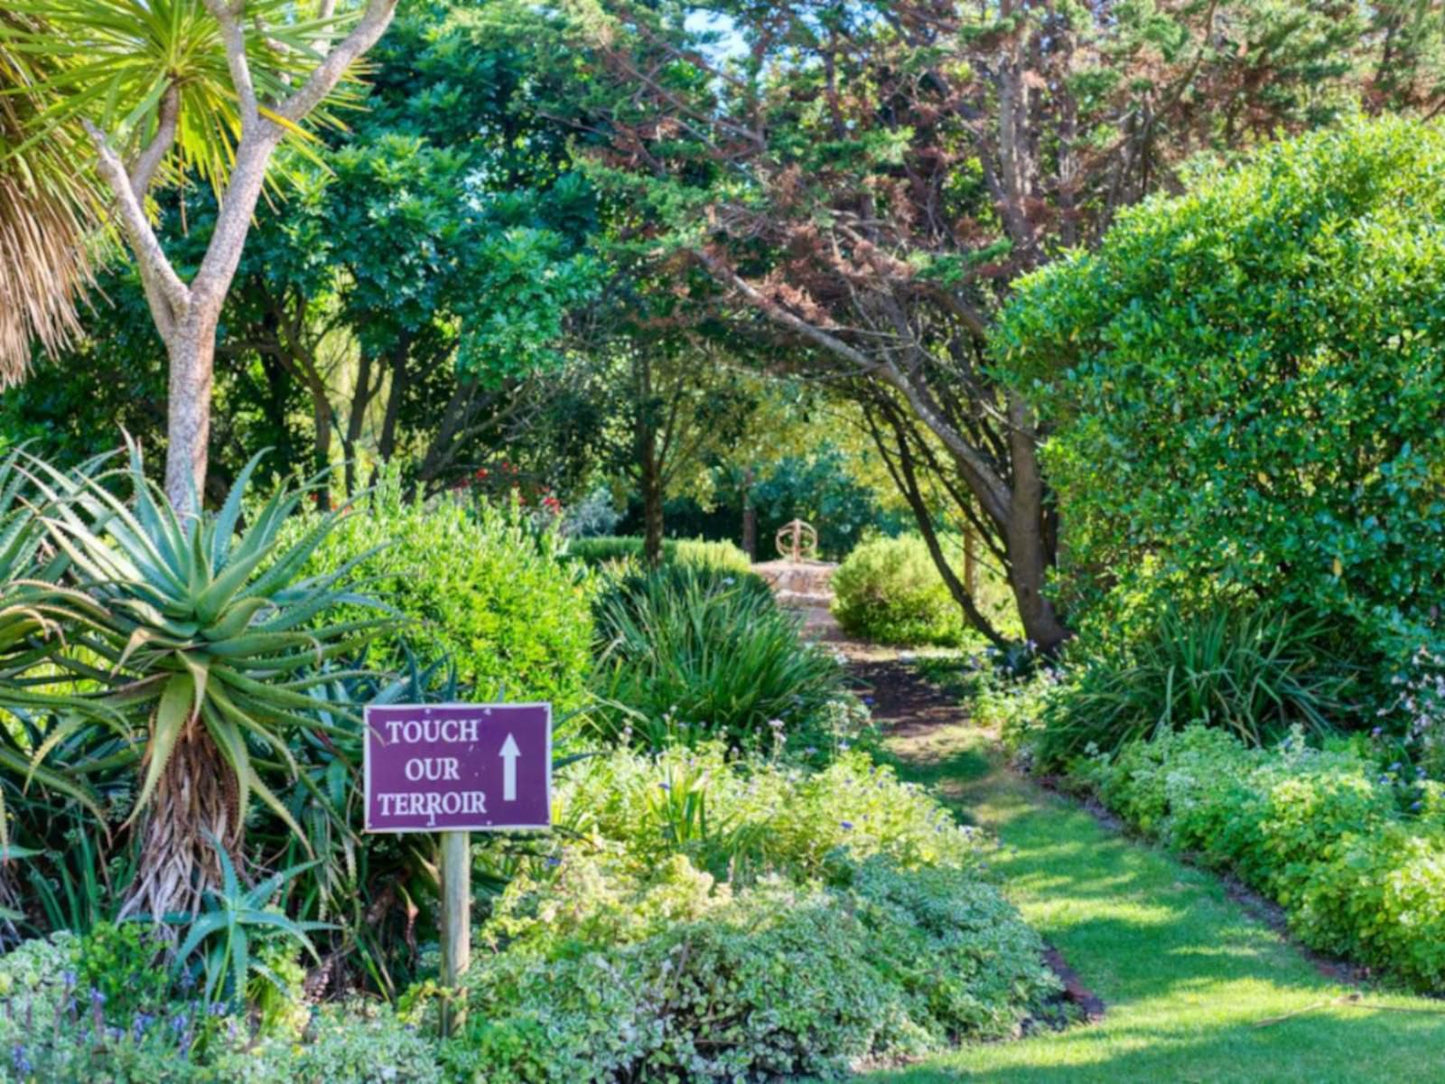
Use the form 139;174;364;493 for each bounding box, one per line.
284;483;594;709
567;535;753;579
436;744;1059;1081
1078;726;1445;989
999;116;1445;676
589;566;854;756
831;536;966;647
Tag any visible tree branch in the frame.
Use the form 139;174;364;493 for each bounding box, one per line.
85;121;191;335
277;0;398;124
127;84;181;195
691;245;1012;521
202;0;259;126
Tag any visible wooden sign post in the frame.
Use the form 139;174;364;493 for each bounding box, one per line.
363;702;552;1037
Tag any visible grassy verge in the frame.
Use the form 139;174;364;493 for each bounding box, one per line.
863;717;1445;1083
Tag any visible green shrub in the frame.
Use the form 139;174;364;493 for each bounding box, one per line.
552;744;988;884
284;483;593;709
831;536;967;647
1081;725;1445;989
442;858;1058;1082
567;534;753;578
999;117;1445;667
1038;604;1351;767
589;566;851;755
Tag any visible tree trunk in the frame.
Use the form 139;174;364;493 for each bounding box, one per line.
741;468;756;560
122;717;241;921
964;525;978;598
163;305;222;512
641;449;664;569
1005;394;1069;650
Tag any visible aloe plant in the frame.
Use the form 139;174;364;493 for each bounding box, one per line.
30;446;386;918
168;838;330;1006
0;447;121;846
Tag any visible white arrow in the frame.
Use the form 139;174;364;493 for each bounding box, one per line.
499;733;519;802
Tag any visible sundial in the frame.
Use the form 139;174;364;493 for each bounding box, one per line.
776;518;818;562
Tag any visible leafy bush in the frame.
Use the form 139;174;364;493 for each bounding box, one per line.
1079;725;1445;989
1037;605;1352;766
567;534;755;579
831;536;967;647
588;566;851;755
999;117;1445;669
553;744;987;884
442;860;1057;1083
285;482;594;709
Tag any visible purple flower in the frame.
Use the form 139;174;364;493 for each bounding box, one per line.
89;987;106;1009
1371;726;1383;737
658;782;671;792
1390;762;1402;772
1411;801;1424;812
545;856;562;868
12;1045;32;1077
841;821;854;830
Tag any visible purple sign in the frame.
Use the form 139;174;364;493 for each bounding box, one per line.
363;703;551;833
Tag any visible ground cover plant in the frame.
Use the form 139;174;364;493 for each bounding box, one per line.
1073;725;1445;990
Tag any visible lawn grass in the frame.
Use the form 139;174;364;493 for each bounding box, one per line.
862;719;1445;1083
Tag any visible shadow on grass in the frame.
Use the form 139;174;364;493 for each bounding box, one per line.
864;713;1445;1084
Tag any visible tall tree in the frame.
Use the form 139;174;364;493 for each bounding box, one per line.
535;0;1443;647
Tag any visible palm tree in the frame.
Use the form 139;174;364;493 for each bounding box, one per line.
0;13;100;384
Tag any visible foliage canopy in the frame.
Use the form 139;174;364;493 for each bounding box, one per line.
1000;117;1445;662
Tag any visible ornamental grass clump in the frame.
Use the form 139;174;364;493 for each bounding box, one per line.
1037;603;1351;767
588;566;851;755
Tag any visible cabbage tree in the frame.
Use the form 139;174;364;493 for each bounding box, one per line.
0;0;399;512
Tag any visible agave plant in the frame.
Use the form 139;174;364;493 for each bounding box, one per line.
30;447;386;919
